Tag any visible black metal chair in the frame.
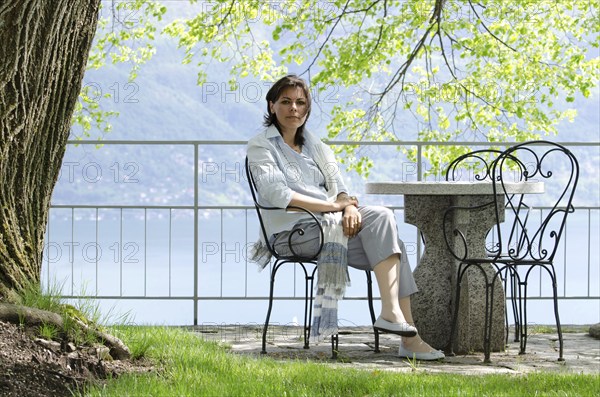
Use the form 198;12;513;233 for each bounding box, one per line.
445;149;527;346
443;141;579;362
245;157;379;359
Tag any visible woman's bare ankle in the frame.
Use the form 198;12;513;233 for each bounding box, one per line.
379;310;409;325
402;337;436;352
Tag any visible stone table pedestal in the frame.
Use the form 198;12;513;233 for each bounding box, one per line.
366;181;544;354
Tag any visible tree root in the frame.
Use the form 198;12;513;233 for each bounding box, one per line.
0;302;131;360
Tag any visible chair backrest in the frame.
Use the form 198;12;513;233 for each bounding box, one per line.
245;157;324;261
445;149;530;259
492;141;579;263
445;149;506;182
443;142;578;263
445;149;529;183
245;157;278;258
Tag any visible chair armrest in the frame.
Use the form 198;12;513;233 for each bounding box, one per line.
245;156;324;261
254;204;325;261
284;205;325;259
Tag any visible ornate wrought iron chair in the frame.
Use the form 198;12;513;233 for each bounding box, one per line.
445;149;527;346
444;141;579;362
245;157;379;359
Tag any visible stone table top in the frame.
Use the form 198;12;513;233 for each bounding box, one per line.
365;181;544;195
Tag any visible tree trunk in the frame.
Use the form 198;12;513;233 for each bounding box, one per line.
0;1;101;300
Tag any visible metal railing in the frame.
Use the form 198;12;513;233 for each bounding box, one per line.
45;140;600;325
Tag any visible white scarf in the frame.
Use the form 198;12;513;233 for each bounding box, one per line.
305;134;350;341
310;211;350;342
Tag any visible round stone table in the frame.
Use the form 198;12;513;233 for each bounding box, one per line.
366;181;544;354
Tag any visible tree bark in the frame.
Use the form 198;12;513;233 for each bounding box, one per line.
0;1;101;300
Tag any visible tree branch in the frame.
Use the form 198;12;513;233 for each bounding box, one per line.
468;0;517;52
300;0;350;76
370;0;446;110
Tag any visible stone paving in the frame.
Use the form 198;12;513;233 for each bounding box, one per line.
192;325;600;376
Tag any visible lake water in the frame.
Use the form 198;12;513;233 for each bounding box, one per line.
42;210;600;328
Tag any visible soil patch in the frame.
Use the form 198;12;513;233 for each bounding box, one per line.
0;320;154;397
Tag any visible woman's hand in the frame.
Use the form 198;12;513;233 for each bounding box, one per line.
334;194;359;211
342;205;361;238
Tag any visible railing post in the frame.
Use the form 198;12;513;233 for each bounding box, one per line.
194;143;199;326
416;142;423;264
417;143;423;182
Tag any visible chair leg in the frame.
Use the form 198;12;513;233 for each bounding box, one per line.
550;270;565;361
519;265;564;361
452;263;497;363
503;267;520;344
262;266;279;354
509;268;521;342
302;274;310;350
302;268;316;350
513;276;525;353
365;271;380;353
553;292;565;361
483;274;500;364
449;263;467;357
501;268;510;346
519;280;529;355
331;334;339;359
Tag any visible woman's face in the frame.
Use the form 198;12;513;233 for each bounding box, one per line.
269;86;308;134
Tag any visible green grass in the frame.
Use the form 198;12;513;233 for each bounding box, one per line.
15;285;597;396
17;279;134;345
528;324;591;334
19;278;66;314
80;326;600;397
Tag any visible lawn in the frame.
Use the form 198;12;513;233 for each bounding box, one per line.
81;326;599;397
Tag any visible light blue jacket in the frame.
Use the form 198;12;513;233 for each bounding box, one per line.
247;125;348;236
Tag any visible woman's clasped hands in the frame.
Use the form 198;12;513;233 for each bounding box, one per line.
335;194;361;238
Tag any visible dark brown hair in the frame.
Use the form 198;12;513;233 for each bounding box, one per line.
263;74;312;147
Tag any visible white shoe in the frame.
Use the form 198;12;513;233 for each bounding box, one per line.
398;342;445;361
373;316;418;337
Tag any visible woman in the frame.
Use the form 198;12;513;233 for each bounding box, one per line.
247;74;444;360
